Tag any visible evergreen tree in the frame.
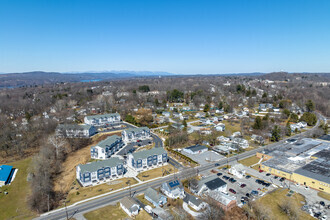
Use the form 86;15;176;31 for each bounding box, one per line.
271;125;281;142
253;116;263;129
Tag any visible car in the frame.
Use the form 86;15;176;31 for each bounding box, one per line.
138;144;141;146
222;167;228;170
279;177;285;182
217;172;223;176
266;173;271;176
251;190;259;195
137;140;141;142
264;183;271;187
215;163;220;166
144;205;153;214
320;201;325;206
304;186;309;190
259;170;264;173
240;184;246;188
229;188;236;194
246;193;250;197
274;176;278;179
245;175;251;179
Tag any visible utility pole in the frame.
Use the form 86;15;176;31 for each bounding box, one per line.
65;201;69;220
47;194;50;212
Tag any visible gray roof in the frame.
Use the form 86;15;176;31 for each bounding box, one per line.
78;157;123;173
131;147;166;160
145;188;164;202
120;197;139;211
196;175;224;191
125;127;150;134
57;124;93;131
184;194;203;207
85;113;120;120
204;177;227;190
94;135;121;149
294;149;330;184
262;156;303;174
185;144;208;152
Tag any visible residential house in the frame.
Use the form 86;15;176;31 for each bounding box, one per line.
0;165;14;186
76;157;124;187
121;127;151;143
162;112;171;118
183;145;208;155
90;135;124;160
190;176;227;196
144;188;167;207
251;135;264;145
183;194;207;211
84;113;121;126
120;197;140;217
161;179;185;199
215;123;225;132
56;124;97;138
208;191;237;211
229;164;246;179
172;112;181;118
127;147;168;172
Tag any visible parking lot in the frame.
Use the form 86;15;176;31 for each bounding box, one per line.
181;151;224;165
117;139;153;156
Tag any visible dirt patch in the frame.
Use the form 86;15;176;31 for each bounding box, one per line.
53;132;121;193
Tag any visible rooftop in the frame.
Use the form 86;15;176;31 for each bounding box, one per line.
124;127;150;134
185;144;208;152
204;177;227;190
131;147;166;160
145;188;164;202
0;165;13;182
78;157;123;173
85;113;120;120
120;197;139;211
94;135;121;149
262;156;305;174
209;191;236;206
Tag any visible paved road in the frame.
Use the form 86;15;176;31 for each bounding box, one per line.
37;115;322;220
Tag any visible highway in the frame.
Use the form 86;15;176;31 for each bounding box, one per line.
36;115;322;220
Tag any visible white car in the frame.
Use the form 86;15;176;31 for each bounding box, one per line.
144;205;152;214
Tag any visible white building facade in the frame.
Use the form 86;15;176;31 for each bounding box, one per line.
84;113;121;126
90;135;124;160
121;127;151;143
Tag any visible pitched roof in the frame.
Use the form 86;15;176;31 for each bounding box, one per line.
120;197;139;211
145;188;164;202
78;157;123;173
184;194;203;207
95;135;121;149
124;127;150;134
131;147;166;160
0;165;13;182
85;113;120;120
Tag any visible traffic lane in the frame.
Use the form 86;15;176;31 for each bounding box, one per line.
168;157;183;169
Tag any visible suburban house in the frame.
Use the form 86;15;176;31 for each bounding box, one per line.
215;123;225;132
208;191;237;211
56;124;96;138
76;157;125;187
183;145;208;154
161;179;185;199
119;197;140;217
151;207;173;220
127;147;168;172
144;188;167;207
0;165;14;187
121;127;151;143
183;194;207;211
162;112;171;118
229;164;246;179
84;113;121;126
190;176;227;196
90;135;124;160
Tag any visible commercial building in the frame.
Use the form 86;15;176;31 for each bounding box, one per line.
127;147;168;172
56;124;96;138
121;127;151;143
0;165;14;187
208;191;237;211
90;135;124;160
76;157;124;187
183;144;208;155
84;113;121;126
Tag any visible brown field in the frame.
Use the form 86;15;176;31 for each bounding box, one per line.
137;164;176;181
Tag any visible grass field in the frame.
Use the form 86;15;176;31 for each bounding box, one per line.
0;157;36;220
222;121;241;135
238;156;261;167
257;189;314;220
84;202;152;220
84;203;128;220
137;164;176;181
318;191;330;201
65;177;138;206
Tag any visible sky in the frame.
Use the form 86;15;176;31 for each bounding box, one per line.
1;0;330;74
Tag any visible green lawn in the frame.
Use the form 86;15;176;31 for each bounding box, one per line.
238;156;261;167
0;157;36;220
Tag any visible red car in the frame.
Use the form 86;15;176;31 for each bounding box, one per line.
240;184;246;188
259;170;264;173
137;140;141;142
229;188;236;194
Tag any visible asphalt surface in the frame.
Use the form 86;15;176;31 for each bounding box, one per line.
36;116;322;220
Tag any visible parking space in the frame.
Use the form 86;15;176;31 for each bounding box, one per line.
181;151;224;165
117;139;153;156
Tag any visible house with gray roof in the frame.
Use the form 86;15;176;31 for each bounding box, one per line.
84;113;121;126
183;193;207;211
56;124;96;138
121;127;151;143
90;135;124;160
76;157;124;187
144;188;167;207
127;147;168;172
190;175;227;196
119;197;140;217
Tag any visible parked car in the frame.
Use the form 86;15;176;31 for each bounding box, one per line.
240;184;247;188
266;173;271;176
259;170;264;173
279;177;285;182
251;190;259;195
320;201;325;206
215;163;220;166
229;188;236;194
274;176;278;179
137;140;141;142
144;205;153;214
217;172;223;176
245;175;251;179
246;193;250;197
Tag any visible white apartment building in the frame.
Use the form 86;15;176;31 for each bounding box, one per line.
84;113;121;126
90;135;124;160
121;127;151;143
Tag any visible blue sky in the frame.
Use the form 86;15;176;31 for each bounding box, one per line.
1;0;330;74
